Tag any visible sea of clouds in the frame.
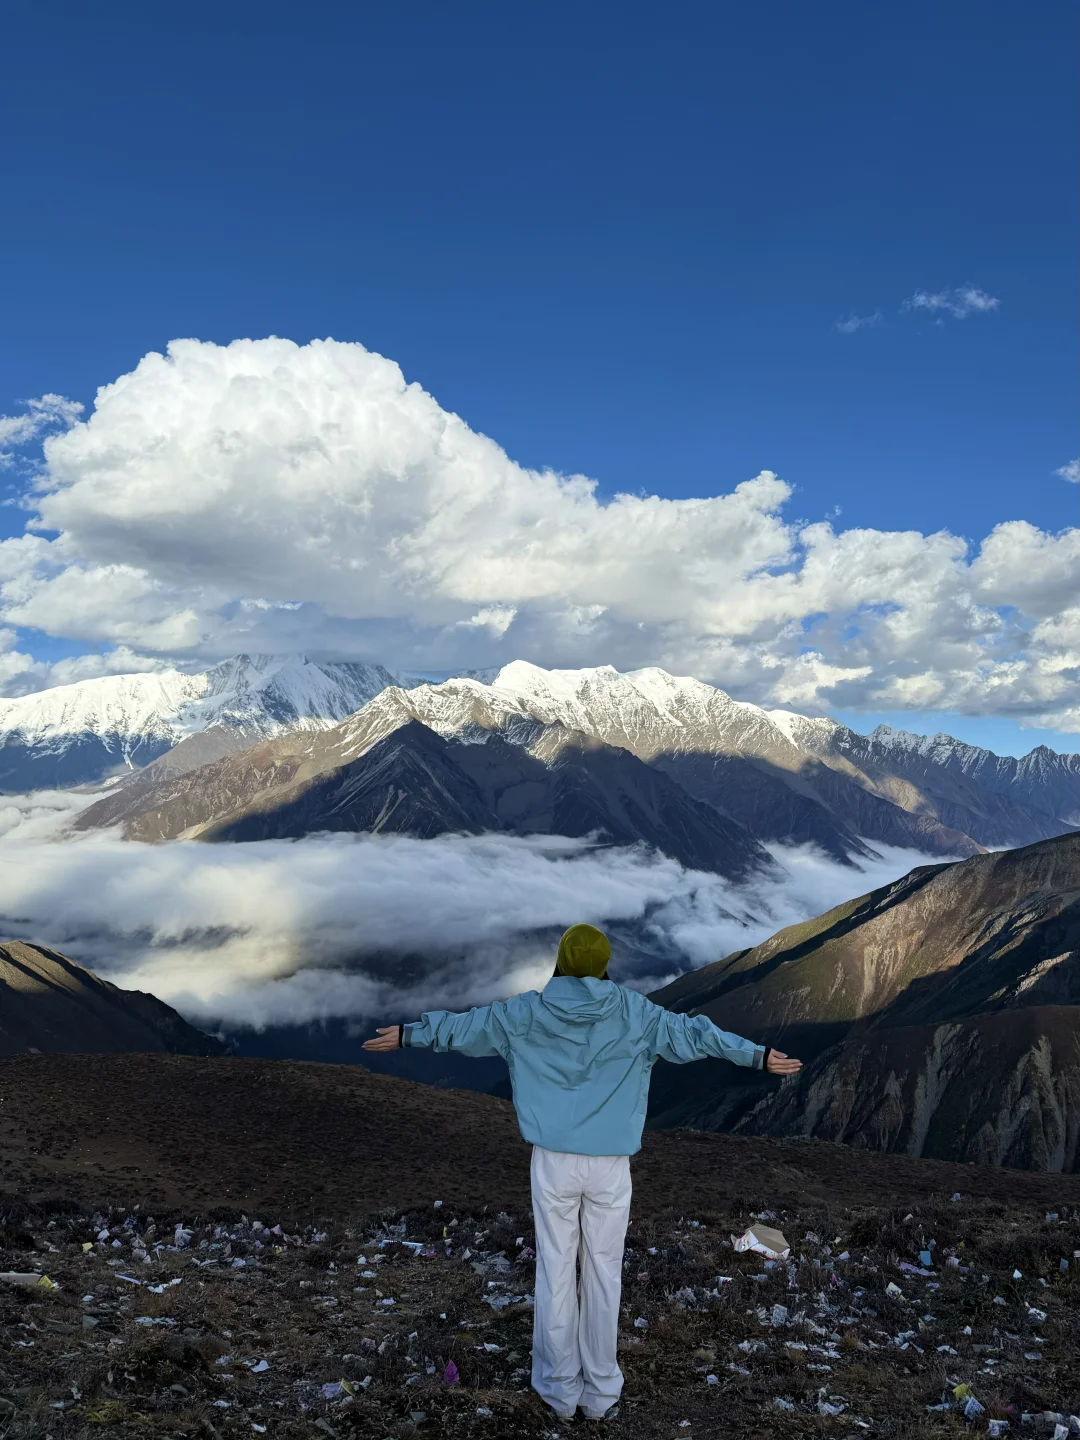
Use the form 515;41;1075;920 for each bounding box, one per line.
0;787;940;1036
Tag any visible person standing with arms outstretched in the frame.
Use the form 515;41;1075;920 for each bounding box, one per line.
363;923;801;1424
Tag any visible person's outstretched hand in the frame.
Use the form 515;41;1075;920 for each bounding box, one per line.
766;1049;802;1076
363;1026;402;1052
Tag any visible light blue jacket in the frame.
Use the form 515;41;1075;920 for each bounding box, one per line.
404;976;764;1156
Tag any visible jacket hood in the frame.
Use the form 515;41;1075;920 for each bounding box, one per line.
540;975;623;1025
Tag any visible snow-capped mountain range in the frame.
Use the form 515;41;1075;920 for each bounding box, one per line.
0;655;406;790
779;710;1080;839
4;654;1078;852
322;663;1078;853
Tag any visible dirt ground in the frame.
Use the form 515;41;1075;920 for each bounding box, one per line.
1;1053;1078;1439
2;1053;1079;1220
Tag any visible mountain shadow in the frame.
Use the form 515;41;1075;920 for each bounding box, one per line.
206;722;780;882
651;750;980;861
79;719;780;882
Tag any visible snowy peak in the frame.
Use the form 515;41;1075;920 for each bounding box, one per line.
0;669;206;748
323;661;805;775
765;709;845;752
473;665;1078;842
866;722;1080;826
868;723;1079;773
176;655;399;737
490;660;802;761
0;655;404;791
869;724;985;763
334;677;533;763
0;655;398;748
867;724;1076;768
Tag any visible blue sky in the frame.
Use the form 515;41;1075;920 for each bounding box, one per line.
0;0;1077;754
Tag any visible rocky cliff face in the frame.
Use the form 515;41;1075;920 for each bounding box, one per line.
738;1007;1080;1172
0;941;225;1057
648;832;1080;1170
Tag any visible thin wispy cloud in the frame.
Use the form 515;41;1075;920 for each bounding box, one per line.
833;312;883;335
1056;459;1079;485
902;286;1000;320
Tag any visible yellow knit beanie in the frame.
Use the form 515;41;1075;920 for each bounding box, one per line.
556;923;611;979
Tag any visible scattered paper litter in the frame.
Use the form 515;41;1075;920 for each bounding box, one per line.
731;1224;790;1261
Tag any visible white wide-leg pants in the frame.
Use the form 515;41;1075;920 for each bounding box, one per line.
530;1145;631;1420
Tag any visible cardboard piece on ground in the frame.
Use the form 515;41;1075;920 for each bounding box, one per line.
731;1224;791;1261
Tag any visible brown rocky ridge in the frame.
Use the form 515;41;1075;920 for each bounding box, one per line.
648;832;1080;1171
0;942;223;1059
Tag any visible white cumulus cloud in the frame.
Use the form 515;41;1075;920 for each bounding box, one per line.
1057;459;1079;484
0;628;172;697
0;336;1075;732
0;394;83;469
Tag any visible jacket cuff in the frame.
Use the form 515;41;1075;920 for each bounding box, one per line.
401;1023;412;1048
755;1045;768;1071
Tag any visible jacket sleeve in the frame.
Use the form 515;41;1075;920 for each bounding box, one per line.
649;1005;765;1069
403;1000;516;1058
